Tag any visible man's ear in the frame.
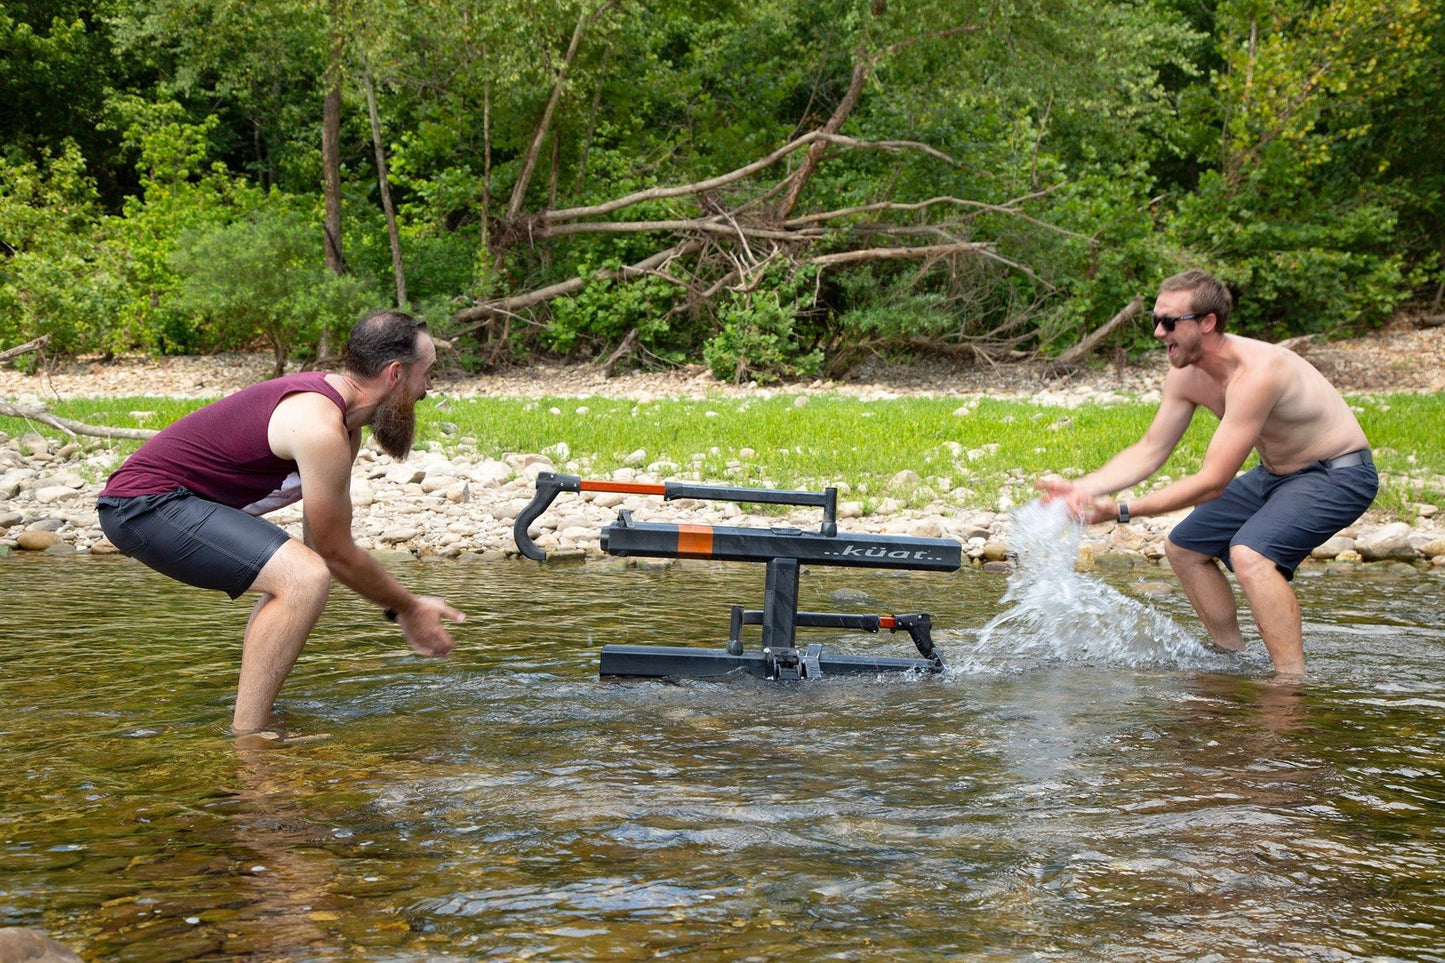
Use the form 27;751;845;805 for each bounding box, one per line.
1200;312;1219;334
386;360;404;385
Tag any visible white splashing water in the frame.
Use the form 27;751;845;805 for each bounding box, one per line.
957;499;1210;673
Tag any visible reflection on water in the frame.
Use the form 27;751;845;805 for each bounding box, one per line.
2;549;1443;962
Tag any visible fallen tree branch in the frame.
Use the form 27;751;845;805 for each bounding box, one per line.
450;240;703;331
0;401;158;440
808;241;991;267
786;190;1088;243
0;334;51;365
598;327;639;377
536;132;956;226
536;217;815;243
1045;295;1144;372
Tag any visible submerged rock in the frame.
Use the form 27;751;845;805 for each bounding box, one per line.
0;927;84;963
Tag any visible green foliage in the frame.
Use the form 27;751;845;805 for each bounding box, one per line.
1170;171;1413;337
3;0;1442;367
0;141;120;352
833;278;953;343
549;268;687;363
169;202;377;370
703;267;823;384
1163;0;1439;336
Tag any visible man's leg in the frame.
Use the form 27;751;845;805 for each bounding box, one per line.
1223;458;1377;678
1229;545;1305;676
233;539;332;734
1164;539;1246;653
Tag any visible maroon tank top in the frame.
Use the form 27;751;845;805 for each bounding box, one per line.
100;372;347;515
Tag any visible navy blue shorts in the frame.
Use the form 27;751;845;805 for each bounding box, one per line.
97;489;292;599
1167;451;1378;581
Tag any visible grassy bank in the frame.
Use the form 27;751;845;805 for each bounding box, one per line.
29;391;1445;520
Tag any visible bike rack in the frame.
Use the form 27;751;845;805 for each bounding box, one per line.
513;472;962;680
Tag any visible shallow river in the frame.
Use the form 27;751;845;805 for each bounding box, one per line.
2;534;1443;961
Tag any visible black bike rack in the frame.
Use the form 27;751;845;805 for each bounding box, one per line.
513;472;962;680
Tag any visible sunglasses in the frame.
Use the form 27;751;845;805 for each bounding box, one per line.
1148;312;1202;332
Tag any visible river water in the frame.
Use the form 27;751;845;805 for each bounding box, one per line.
2;510;1443;961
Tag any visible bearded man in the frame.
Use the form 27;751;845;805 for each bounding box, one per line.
98;309;464;734
1038;270;1377;677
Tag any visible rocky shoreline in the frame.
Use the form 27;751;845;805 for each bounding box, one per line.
3;350;1444;573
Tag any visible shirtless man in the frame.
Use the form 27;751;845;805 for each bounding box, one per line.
1037;270;1377;676
98;310;465;733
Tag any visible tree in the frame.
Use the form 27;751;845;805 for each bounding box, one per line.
1167;0;1440;334
170;203;376;374
440;0;1196;376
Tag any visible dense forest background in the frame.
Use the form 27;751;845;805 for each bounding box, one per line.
2;0;1441;381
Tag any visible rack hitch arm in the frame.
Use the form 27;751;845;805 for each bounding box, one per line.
513;471;838;560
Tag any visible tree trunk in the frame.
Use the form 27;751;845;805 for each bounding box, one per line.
322;8;346;278
320;1;347;359
1045;296;1144;373
364;67;407;308
506;11;591;221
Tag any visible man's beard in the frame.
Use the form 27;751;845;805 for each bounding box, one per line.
371;386;417;459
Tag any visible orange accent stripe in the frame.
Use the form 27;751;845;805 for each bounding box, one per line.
675;524;715;557
879;616;896;629
580;480;666;495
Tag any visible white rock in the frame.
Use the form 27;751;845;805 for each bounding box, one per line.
1356;522;1415;561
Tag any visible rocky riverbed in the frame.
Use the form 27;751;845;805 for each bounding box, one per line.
3;323;1445;572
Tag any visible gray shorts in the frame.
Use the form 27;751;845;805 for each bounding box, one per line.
97;489;292;599
1167;450;1378;580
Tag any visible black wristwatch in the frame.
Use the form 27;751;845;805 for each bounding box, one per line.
384;608;399;622
1116;502;1130;524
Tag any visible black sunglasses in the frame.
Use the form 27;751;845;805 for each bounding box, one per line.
1148;312;1202;332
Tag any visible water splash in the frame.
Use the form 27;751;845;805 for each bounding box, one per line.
959;499;1207;672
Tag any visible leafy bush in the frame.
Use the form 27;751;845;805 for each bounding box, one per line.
548;265;686;365
703;267;823;384
0;142;113;352
1169;172;1413;337
169;203;377;373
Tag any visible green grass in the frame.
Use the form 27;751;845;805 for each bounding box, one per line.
18;390;1445;520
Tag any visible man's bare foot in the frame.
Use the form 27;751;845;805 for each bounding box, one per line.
231;729;334;749
1204;639;1246;655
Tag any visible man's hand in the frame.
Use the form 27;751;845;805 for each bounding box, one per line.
1036;477;1089;518
1036;477;1118;525
395;595;465;656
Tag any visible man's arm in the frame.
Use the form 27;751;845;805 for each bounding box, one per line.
1037;378;1198;516
1118;370;1274;520
270;392;462;655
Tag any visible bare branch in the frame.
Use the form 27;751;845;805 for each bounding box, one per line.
540;130;831;223
0;401;157;440
785;190;1089;243
507;2;618;220
598;327;639;376
775;22;984;219
450;241;703;330
1046;295;1145;371
808;242;991;268
0;334;51;365
778;46;872;218
536;217;818;243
